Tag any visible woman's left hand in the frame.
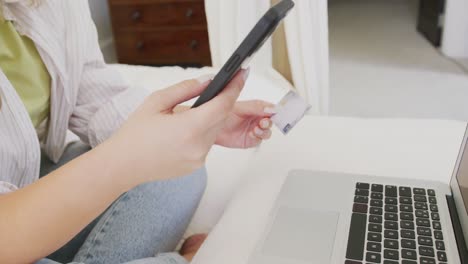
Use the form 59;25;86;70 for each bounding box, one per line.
215;100;276;148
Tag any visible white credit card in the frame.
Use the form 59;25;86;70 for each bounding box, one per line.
271;91;311;135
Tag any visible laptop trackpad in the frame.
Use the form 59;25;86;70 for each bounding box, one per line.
261;207;339;263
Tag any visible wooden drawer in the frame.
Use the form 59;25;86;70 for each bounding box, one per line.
109;0;207;29
115;28;211;65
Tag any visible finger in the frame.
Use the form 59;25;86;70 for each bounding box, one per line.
259;118;272;129
253;126;272;140
148;75;213;112
248;131;263;145
195;69;249;124
234;100;276;117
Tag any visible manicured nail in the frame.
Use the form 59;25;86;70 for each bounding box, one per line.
254;127;264;136
197;74;215;84
260;119;270;129
264;107;277;114
243;68;251;82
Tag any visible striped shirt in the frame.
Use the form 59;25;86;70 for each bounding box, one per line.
0;0;148;194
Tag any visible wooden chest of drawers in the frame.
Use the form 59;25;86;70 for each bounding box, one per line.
108;0;212;67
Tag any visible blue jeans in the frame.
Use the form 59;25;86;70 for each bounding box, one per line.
37;142;207;264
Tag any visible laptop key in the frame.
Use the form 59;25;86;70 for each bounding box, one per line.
433;221;441;230
416;218;430;227
368;223;382;233
400;197;412;204
367;242;381;252
431;212;440;220
345;213;367;261
434;230;444;240
420;257;436;264
384;221;398;230
417;227;431;236
371;184;383;193
402;261;417;264
414;195;427;202
402;249;417;260
385;185;397;197
418;236;433;246
370;207;383;215
401;239;416;249
400;204;413;212
384;249;399;260
369;215;382;223
430;204;438;212
384;239;398;249
371;192;383;200
427;189;436;196
413;188;426;195
355;188;369;196
370;199;383;207
385;197;397;205
437;251;447;262
354;196;369;204
401;229;415;239
415;210;429;218
400;212;414;221
385;205;398;213
415;202;428;210
384;230;398;239
385;212;398;221
428;196;437;204
383;261;398;264
419;246;435;257
399;186;412;197
368;232;382;242
400;220;415;229
356;182;370;190
366;252;381;263
353;203;367;213
435;240;445;250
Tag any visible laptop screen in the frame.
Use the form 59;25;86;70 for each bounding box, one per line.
457;139;468;212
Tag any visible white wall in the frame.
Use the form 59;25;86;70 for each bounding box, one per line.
88;0;117;63
442;0;468;58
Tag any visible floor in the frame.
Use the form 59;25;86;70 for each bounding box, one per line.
328;0;468;121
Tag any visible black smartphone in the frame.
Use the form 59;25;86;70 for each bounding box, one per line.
192;0;295;108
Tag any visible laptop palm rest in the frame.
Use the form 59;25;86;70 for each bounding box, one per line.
261;206;339;263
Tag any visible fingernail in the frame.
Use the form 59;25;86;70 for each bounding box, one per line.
264;107;277;114
197;74;215;84
243;68;251;82
254;127;264;136
260;119;270;129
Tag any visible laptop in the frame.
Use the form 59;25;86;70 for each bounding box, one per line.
249;126;468;264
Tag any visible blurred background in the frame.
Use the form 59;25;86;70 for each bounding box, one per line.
89;0;468;120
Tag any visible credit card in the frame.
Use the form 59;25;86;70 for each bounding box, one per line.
271;91;311;135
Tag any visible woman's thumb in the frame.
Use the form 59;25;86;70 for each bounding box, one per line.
148;75;213;112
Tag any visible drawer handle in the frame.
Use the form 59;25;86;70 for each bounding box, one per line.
190;40;199;50
136;41;145;51
186;8;194;18
131;11;142;21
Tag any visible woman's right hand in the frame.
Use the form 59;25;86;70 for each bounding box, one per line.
99;70;249;188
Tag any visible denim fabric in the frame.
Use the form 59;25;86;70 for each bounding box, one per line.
37;142;207;264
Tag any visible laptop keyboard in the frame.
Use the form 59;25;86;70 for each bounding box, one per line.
344;183;448;264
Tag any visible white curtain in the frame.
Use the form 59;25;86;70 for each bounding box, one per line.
205;0;329;115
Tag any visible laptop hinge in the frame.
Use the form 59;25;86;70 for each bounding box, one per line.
446;195;468;264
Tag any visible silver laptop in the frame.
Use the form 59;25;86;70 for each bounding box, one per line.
249;126;468;264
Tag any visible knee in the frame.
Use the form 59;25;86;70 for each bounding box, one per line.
130;166;207;204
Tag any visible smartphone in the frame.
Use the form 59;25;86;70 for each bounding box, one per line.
192;0;295;108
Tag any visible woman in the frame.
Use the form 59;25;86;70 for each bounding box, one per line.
0;1;275;263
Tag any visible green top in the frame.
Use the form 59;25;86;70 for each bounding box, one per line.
0;12;51;128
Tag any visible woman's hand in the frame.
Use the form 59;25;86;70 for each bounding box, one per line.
215;101;276;148
101;70;249;187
